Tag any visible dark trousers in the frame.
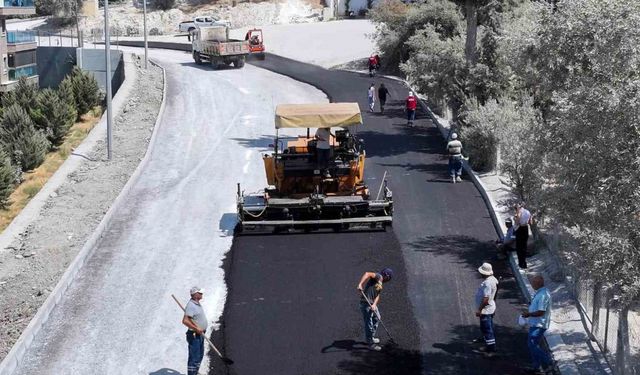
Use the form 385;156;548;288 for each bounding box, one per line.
380;98;387;112
186;330;205;375
516;225;529;268
480;314;496;351
317;148;330;170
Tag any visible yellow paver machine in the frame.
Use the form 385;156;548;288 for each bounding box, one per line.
236;103;393;233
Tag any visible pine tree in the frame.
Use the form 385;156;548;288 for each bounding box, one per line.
0;104;50;171
69;67;101;119
0;148;15;209
31;88;76;147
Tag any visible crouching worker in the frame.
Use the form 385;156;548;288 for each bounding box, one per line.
182;287;209;375
496;218;517;259
356;268;393;351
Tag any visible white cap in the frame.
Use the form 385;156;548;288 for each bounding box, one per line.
408;91;413;96
190;286;205;295
478;263;493;276
451;133;458;140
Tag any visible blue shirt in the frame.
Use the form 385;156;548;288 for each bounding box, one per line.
505;226;516;241
528;287;551;329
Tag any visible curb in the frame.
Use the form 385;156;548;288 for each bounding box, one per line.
0;51;128;256
0;56;168;375
415;91;585;375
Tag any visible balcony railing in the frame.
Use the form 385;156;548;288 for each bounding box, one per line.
2;0;35;7
8;65;37;80
7;31;36;44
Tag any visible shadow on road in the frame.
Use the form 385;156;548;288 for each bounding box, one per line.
148;368;184;375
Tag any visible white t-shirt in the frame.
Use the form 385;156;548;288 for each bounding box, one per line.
315;128;331;150
475;276;498;315
517;208;531;226
185;299;208;332
368;87;375;99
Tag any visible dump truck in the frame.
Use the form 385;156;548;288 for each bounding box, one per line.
191;25;250;69
236;103;393;233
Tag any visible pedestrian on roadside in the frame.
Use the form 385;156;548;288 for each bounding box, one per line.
182;287;209;375
377;83;390;114
368;83;376;112
473;263;499;358
405;91;417;126
356;268;393;351
514;202;532;269
446;133;465;183
521;275;553;374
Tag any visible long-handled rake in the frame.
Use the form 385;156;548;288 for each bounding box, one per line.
360;291;396;344
171;294;234;365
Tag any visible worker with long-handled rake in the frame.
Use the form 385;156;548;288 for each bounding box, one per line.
357;268;394;351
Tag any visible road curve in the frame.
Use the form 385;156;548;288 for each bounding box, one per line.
13;49;328;374
210;55;530;375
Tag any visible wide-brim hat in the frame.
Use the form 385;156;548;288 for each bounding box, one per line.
478;263;493;276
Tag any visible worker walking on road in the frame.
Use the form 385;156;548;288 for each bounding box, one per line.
368;83;376;112
182;287;209;375
522;275;554;374
405;91;417;126
357;268;393;351
446;133;465;183
473;263;499;358
377;83;390;114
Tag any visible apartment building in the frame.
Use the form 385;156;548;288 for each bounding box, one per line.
0;0;37;92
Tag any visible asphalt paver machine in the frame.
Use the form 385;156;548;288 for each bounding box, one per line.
236;103;393;232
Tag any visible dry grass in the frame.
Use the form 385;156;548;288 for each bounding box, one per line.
0;107;103;232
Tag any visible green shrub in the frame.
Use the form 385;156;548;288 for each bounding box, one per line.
0;104;50;171
0;149;16;208
67;67;101;120
461;123;498;172
31;88;77;147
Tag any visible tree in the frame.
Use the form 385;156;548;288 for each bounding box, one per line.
0;104;50;171
2;77;38;112
31;88;77;147
67;67;101;119
0;149;16;208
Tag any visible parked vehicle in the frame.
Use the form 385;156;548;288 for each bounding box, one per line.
178;16;230;34
192;26;250;69
244;28;265;60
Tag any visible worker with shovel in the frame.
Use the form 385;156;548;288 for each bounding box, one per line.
357;268;393;351
182;287;209;375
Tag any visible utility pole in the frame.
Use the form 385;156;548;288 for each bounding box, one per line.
142;0;148;69
104;0;113;160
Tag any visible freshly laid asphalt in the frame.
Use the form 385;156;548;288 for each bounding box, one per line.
210;54;530;375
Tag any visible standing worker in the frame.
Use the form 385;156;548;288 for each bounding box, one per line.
514;202;532;269
405;91;417;126
521;275;553;374
446;133;465;183
377;83;390;114
182;287;209;375
473;263;499;357
356;268;393;351
368;83;376;112
315;127;333;178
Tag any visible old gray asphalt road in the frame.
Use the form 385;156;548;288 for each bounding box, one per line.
210;55;530;375
12;49;327;374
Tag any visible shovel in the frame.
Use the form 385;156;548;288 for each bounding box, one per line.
171;294;234;365
360;291;397;344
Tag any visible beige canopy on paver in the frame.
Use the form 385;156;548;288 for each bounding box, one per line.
275;103;363;129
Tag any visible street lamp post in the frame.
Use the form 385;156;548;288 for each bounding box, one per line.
143;0;148;68
104;0;113;160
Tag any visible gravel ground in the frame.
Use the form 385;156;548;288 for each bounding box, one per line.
0;55;163;362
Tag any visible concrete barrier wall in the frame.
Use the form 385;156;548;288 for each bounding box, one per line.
76;48;125;96
36;46;77;89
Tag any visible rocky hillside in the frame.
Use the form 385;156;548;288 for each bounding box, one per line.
82;0;325;36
